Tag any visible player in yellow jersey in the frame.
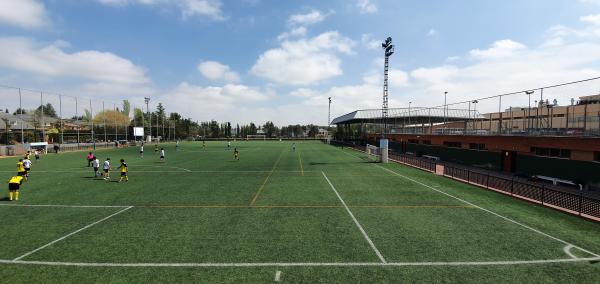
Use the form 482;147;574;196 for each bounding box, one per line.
8;175;24;201
233;148;239;161
16;159;26;180
119;159;128;182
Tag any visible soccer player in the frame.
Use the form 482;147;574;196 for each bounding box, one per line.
16;159;26;178
23;156;32;180
87;152;95;167
25;151;31;160
160;148;165;162
227;141;231;149
92;157;100;178
119;159;128;182
292;143;296;152
102;158;111;181
34;149;40;161
233;148;239;161
140;143;144;158
7;175;24;201
154;144;159;154
176;140;179;151
202;141;206;149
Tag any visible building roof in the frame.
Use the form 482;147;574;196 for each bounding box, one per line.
331;107;482;125
0;113;35;130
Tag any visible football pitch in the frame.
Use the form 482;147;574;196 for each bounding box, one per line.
0;140;599;283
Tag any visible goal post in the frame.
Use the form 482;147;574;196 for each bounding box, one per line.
366;144;381;162
246;135;266;141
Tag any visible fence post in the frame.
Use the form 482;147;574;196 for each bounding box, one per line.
511;178;514;196
578;192;583;217
541;185;545;205
467;170;470;184
486;173;490;189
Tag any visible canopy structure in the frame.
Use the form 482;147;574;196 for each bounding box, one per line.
331;107;483;125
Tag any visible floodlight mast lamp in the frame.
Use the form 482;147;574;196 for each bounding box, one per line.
381;36;394;138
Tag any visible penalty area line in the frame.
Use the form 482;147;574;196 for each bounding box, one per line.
12;206;133;261
322;171;387;264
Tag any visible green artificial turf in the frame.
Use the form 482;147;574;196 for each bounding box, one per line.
0;140;599;283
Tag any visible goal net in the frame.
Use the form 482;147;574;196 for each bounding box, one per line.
366;144;381;162
246;135;266;141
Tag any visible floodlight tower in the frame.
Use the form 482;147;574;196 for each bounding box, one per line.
381;37;394;138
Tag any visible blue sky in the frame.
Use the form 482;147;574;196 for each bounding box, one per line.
1;0;600;125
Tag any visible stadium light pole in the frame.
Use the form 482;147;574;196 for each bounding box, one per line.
381;37;394;139
526;90;534;132
472;100;479;131
144;97;151;141
328;97;332;127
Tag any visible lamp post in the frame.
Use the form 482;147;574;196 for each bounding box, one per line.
472;100;478;132
144;97;151;141
328;97;332;127
525;90;534;132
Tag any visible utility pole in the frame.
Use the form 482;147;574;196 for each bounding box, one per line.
144;97;151;141
328;97;332;127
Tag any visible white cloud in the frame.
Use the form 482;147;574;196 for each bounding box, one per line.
356;0;377;14
277;27;307;40
288;9;327;26
159;82;271;122
580;14;600;25
0;0;48;29
97;0;224;20
0;37;149;85
361;34;381;50
469;39;527;59
251;31;355;85
197;60;240;83
427;28;438;37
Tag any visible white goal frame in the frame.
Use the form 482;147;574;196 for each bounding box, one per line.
366;144;381;162
246;135;266;140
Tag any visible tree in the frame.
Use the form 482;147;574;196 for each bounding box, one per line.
83;109;92;122
133;108;145;126
209;120;220;138
122;100;131;117
263;121;278;138
35;103;58;118
93;110;130;126
13;108;27;115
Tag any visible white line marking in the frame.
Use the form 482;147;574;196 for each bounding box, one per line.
13;206;133;261
373;164;600;259
0;257;598;267
321;171;387;263
0;204;129;208
275;270;282;282
335;147;600;259
564;245;578;259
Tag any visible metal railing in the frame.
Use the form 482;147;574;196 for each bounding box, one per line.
330;140;600;222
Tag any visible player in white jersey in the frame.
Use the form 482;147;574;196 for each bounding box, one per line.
140;144;144;158
23;158;32;179
102;158;111;181
92;157;100;177
160;148;165;162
